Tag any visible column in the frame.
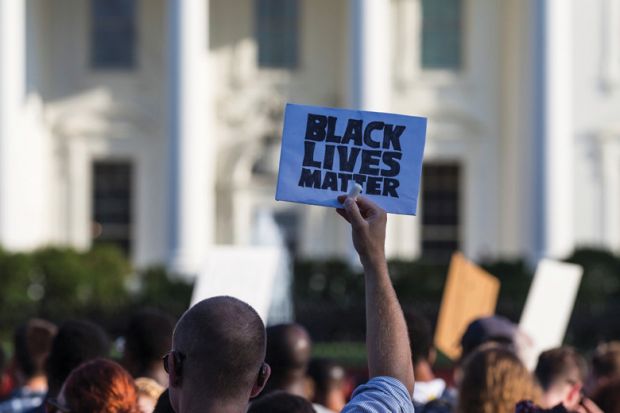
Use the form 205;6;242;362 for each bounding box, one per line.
349;0;417;260
534;0;574;258
167;0;213;277
0;0;26;249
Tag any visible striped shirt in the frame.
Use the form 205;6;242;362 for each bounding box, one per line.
342;376;415;413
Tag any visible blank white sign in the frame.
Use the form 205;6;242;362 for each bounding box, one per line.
519;259;583;370
191;246;282;323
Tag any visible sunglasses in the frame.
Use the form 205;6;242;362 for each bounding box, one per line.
162;350;186;374
45;398;71;413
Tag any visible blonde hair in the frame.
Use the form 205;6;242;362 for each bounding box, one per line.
458;346;541;413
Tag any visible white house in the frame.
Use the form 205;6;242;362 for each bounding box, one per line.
0;0;619;275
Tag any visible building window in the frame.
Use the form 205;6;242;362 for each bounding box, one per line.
421;163;461;262
421;0;462;70
255;0;299;68
92;161;133;256
91;0;136;69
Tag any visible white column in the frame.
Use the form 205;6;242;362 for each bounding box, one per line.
167;0;213;276
349;0;391;111
0;0;26;249
348;0;416;260
536;0;574;258
601;0;620;90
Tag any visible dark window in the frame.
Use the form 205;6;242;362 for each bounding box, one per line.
273;210;299;256
92;161;133;256
91;0;136;69
256;0;299;68
421;0;462;69
421;163;461;263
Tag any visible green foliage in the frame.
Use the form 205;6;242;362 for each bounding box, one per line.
133;266;194;318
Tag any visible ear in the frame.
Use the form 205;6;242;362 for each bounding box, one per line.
168;352;183;387
250;363;271;399
565;383;583;408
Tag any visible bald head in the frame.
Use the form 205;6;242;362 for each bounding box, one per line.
266;323;312;373
172;296;266;399
264;323;311;395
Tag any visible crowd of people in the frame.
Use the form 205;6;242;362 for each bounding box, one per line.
0;195;619;413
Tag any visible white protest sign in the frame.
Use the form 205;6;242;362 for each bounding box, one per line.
191;246;282;323
519;259;583;370
276;103;427;215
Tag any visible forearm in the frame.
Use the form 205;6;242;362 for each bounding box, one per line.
363;257;415;395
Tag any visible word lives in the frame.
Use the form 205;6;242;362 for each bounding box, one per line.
298;114;404;198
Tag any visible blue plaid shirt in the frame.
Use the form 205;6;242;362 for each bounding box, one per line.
342;377;415;413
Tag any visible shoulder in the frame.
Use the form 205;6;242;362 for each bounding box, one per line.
341;376;415;413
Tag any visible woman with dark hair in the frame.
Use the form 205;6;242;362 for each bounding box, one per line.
46;359;140;413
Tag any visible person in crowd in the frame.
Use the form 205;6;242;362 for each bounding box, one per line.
458;345;541;413
405;311;451;404
135;377;165;413
26;319;110;413
165;194;415;413
460;316;519;361
248;391;317;413
588;341;620;394
534;347;587;410
591;377;620;413
307;358;347;413
122;308;175;387
45;358;140;413
0;319;57;413
263;323;312;398
0;346;10;401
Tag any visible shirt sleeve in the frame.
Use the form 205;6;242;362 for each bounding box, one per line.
341;376;415;413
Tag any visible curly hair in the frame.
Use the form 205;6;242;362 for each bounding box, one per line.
63;358;140;413
458;346;541;413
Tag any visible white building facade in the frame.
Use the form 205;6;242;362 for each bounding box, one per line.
0;0;619;274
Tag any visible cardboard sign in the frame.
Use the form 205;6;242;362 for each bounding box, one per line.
191;246;282;323
434;252;501;360
275;103;427;215
519;259;583;370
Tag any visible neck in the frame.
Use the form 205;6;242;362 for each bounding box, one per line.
178;389;249;413
266;372;307;397
414;361;436;382
24;375;48;393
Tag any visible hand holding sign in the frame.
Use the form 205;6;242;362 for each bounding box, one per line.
276;104;427;215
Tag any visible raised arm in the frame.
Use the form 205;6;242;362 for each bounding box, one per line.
337;195;415;395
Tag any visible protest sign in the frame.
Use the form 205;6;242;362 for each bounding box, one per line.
519;259;583;370
276;103;427;215
191;246;282;323
434;252;501;360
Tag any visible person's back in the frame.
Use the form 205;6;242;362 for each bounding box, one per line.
0;319;57;413
534;346;587;410
166;296;271;413
122;308;175;387
263;323;312;397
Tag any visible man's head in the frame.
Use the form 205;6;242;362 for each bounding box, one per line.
167;296;269;412
535;346;587;410
263;323;312;396
248;391;316;413
405;311;434;367
460;316;518;360
590;341;620;391
307;358;347;412
46;319;111;396
13;319;57;384
122;308;175;383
